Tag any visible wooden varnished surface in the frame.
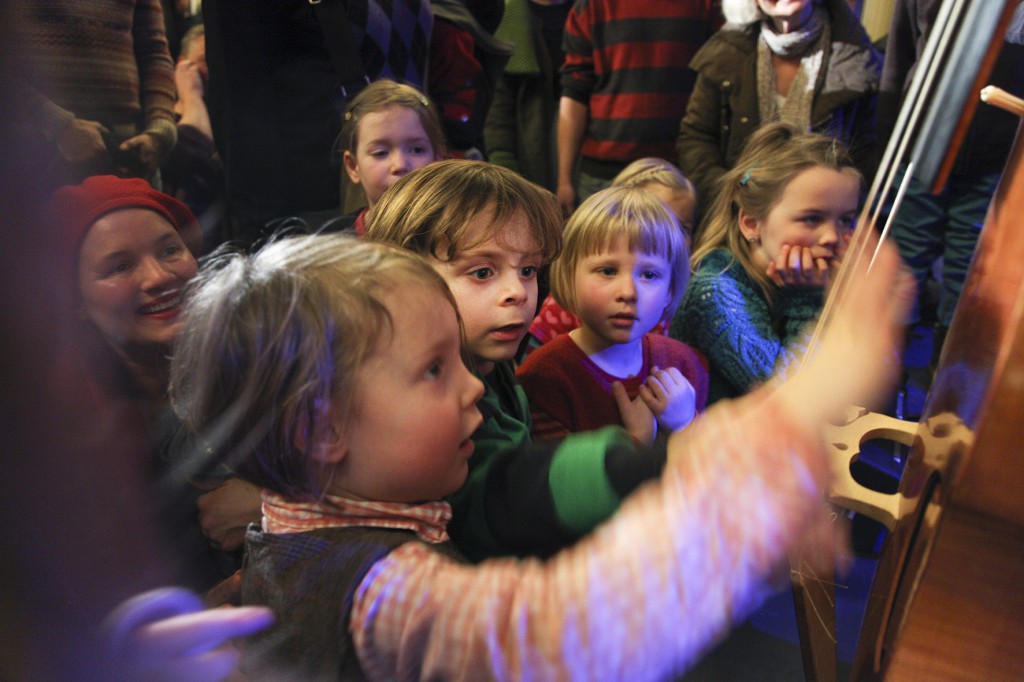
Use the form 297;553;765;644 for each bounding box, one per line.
885;507;1024;680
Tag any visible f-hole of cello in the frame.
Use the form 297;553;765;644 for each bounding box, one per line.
845;439;906;555
849;438;907;494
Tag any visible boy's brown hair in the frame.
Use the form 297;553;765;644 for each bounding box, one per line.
364;159;563;263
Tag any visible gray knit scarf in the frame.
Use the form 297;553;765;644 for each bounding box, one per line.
756;5;829;131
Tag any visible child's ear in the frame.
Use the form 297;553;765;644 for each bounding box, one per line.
737;208;760;243
296;407;349;465
343;150;362;185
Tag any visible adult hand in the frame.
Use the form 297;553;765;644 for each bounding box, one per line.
556;181;577;217
197;478;263;552
640;366;697;434
56;118;109;163
119;132;164;176
612;380;656;446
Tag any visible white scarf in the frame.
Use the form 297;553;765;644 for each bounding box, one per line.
756;5;829;131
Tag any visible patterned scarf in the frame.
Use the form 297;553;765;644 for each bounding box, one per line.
756;5;829;131
262;490;452;544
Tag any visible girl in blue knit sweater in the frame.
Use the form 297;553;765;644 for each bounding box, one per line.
670;122;861;404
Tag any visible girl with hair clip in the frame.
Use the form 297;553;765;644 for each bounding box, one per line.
670;122;861;405
334;79;447;235
517;185;708;444
169;232;911;681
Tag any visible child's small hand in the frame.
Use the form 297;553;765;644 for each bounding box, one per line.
766;244;835;289
612;380;656;446
640;366;697;433
103;587;274;682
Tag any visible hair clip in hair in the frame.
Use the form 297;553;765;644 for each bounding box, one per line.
344;112;353;121
419;95;430;108
739;168;753;186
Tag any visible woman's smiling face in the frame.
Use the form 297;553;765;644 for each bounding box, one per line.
77;208;198;352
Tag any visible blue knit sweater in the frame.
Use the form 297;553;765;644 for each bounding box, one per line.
670;249;823;404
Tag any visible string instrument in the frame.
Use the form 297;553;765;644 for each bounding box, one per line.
790;1;1024;679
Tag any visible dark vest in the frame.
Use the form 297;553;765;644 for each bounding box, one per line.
241;525;463;680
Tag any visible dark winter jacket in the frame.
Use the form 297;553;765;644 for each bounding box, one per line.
677;0;881;204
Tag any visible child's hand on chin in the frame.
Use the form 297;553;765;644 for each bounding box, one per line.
641;366;697;433
766;244;835;289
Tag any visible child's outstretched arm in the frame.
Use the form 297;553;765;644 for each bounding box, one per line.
350;244;911;681
103;587;274;682
773;240;913;431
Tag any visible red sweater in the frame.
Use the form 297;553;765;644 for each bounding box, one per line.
517;333;709;440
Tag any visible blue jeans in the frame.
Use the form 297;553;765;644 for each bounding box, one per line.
888;168;999;326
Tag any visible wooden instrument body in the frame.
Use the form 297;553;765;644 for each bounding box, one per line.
853;117;1024;680
790;3;1024;678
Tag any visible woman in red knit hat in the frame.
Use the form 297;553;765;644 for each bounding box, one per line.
48;174;250;592
51;175;202;415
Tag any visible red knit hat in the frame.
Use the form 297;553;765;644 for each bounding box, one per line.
48;175;202;259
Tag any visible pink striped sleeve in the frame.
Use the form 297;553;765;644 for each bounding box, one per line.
351;391;832;681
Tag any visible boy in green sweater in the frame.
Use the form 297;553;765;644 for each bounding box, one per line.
366;159;674;560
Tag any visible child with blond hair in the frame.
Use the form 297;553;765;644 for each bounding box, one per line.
517;185;708;442
526;156;698;355
170;232;912;681
613;157;699;242
367;159;664;559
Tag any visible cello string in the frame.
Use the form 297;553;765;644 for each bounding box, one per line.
804;0;969;356
872;161;915;268
864;0;968;235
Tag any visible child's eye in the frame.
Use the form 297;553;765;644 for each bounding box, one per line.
162;244;184;259
597;266;617;276
520;265;538;279
800;215;824;225
369;149;388;159
838;215;856;229
640;270;662;281
469;267;494;280
411;145;430;155
424;360;443;380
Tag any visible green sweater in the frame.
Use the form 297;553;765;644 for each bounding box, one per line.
446;361;665;562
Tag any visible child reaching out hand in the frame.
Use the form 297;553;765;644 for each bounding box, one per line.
517;185;709;443
168;233;911;681
367;159;685;561
671;122;862;404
